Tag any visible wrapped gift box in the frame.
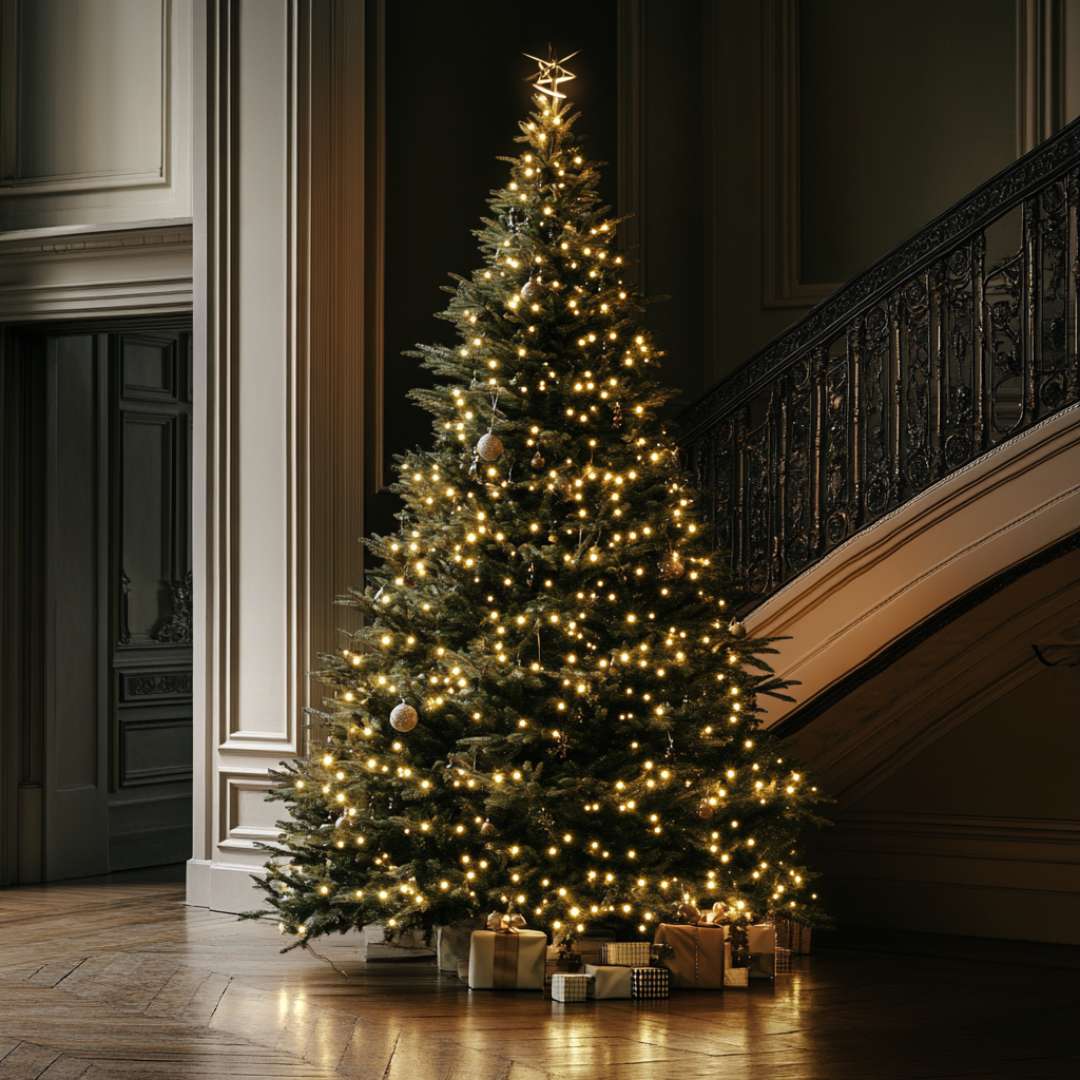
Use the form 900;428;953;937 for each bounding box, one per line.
653;923;727;990
571;935;614;967
436;919;483;974
747;922;777;980
776;917;813;955
545;944;582;986
722;941;748;987
468;927;546;990
585;963;632;999
601;941;654;967
551;972;593;1002
630;965;669;999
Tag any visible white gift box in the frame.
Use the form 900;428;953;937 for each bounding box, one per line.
747;923;777;979
467;928;546;990
585;963;632;999
551;972;593;1002
722;941;749;987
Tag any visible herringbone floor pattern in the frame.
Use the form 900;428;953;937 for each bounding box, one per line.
0;878;1076;1078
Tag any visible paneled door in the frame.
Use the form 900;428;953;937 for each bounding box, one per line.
27;319;193;880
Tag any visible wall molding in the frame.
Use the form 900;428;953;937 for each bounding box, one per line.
190;0;368;909
1017;0;1065;154
761;0;1068;311
363;0;386;494
0;0;172;196
617;0;645;287
0;220;192;321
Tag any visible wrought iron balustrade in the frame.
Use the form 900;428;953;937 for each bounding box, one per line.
680;118;1080;606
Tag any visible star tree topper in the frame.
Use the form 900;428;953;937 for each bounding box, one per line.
525;48;579;101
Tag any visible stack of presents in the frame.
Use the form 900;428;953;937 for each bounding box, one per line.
463;905;812;1001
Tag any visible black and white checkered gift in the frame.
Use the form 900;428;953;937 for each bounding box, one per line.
601;941;654;967
551;972;593;1002
630;965;669;999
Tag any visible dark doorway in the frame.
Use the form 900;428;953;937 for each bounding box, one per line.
1;316;193;883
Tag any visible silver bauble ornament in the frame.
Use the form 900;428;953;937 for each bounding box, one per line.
476;432;504;462
531;450;545;470
479;818;495;835
389;702;418;733
728;619;747;640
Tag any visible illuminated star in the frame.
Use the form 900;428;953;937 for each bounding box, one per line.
525;48;579;101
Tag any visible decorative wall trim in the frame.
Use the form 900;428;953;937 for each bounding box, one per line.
217;769;278;853
364;0;386;494
617;0;645;287
760;0;1068;312
118;715;193;787
191;1;368;908
1017;0;1065;154
834;811;1080;848
0;1;171;196
0;221;193;322
760;0;833;309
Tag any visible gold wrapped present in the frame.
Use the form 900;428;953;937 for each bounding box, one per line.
467;913;546;990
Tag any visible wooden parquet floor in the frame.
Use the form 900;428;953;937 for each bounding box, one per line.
0;878;1077;1079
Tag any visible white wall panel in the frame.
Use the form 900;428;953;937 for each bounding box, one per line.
190;0;368;912
0;0;192;228
232;0;291;746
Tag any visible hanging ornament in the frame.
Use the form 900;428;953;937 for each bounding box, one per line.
660;550;685;580
611;401;623;428
475;432;504;462
504;206;526;234
520;274;539;300
479;819;495;836
531;449;545;470
728;619;746;640
389;701;418;733
696;799;715;820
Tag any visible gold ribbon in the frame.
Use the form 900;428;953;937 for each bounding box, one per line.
487;912;526;988
677;901;729;926
486;912;526;932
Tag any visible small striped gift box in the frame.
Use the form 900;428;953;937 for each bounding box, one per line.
775;945;792;974
630;965;669;999
601;941;654;967
551;972;593;1002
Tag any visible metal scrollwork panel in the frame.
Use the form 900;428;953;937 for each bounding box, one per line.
938;241;978;472
860;304;893;520
781;358;814;577
821;341;852;552
1034;177;1073;415
898;273;933;495
740;407;775;596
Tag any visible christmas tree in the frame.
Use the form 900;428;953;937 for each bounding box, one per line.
252;53;824;949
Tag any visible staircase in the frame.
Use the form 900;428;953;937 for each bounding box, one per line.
681;120;1080;943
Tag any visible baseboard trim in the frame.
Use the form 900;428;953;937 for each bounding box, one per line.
186;857;268;914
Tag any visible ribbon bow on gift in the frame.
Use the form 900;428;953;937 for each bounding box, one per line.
677;901;729;926
486;912;527;933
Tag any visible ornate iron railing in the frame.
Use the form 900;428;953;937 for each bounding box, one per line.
681;118;1080;606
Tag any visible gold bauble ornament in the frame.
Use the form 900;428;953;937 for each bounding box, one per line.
728;619;746;640
389;702;418;733
476;432;504;462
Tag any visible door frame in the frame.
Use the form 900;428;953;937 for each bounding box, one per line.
0;313;193;884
